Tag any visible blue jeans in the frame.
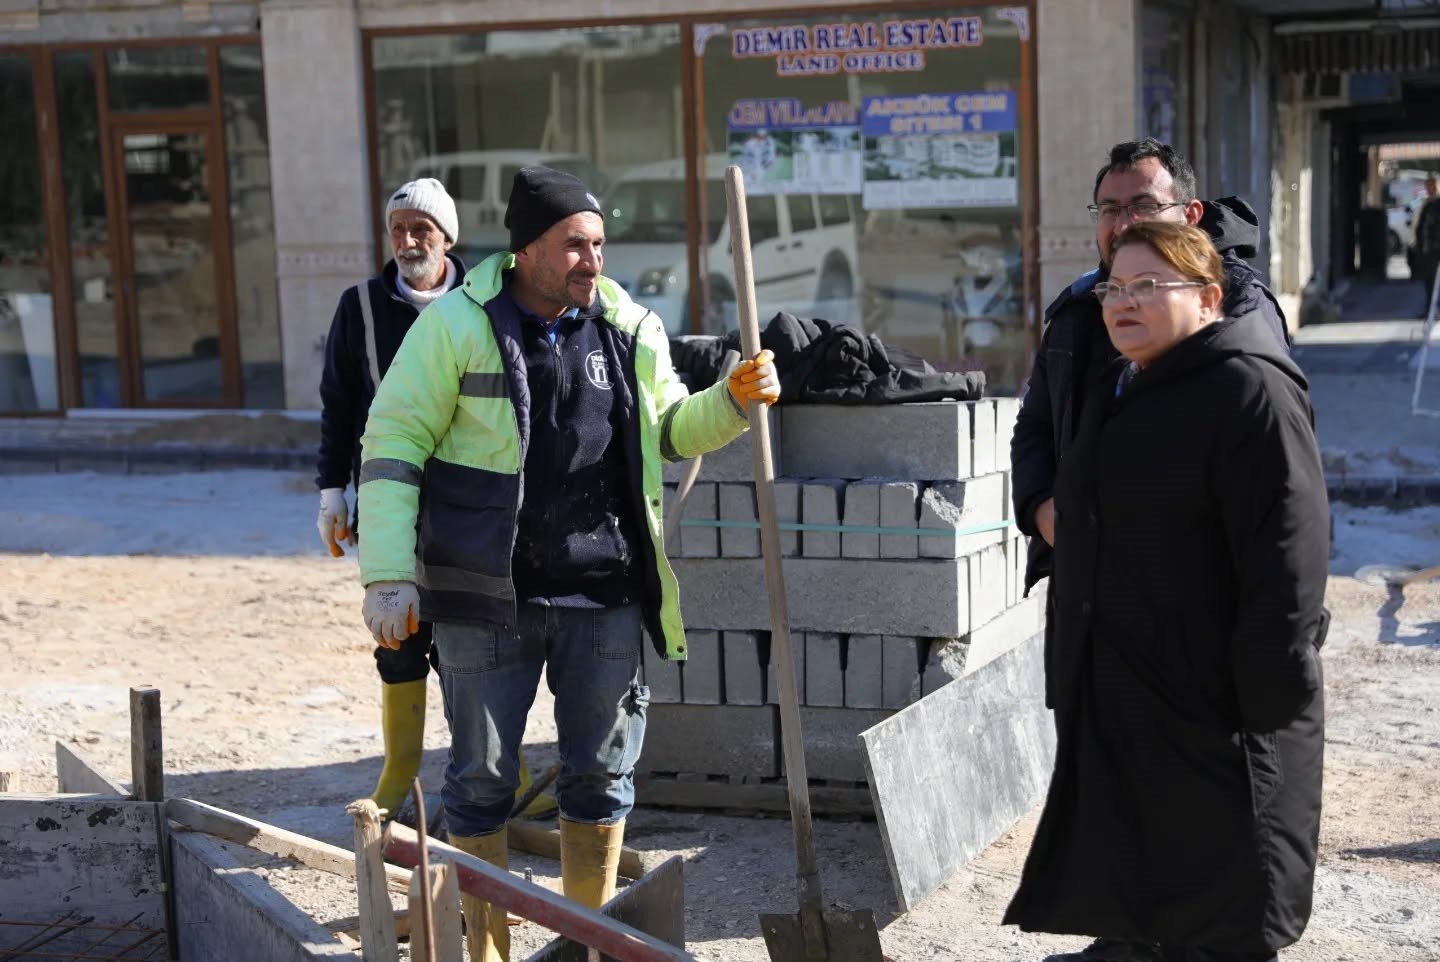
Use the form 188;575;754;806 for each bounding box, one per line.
432;603;649;837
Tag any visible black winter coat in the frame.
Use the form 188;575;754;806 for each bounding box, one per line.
315;255;465;492
1011;197;1288;593
1003;313;1330;954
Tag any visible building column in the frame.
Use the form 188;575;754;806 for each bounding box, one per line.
1036;0;1139;303
261;0;373;409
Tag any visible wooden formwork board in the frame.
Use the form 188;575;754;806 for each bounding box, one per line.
0;795;166;939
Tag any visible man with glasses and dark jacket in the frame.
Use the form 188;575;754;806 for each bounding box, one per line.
1007;139;1291;962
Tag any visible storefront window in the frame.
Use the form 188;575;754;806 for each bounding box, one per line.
107;46;209;112
0;54;57;412
221;44;283;408
371;27;685;279
696;9;1029;390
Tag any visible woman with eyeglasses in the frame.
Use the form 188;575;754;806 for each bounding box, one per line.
1005;221;1330;962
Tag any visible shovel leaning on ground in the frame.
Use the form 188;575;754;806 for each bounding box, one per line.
722;164;886;962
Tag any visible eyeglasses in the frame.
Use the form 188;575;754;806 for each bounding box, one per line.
1093;278;1205;305
1086;202;1185;222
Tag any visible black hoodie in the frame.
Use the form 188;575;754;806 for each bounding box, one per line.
1011;196;1289;592
1005;310;1329;953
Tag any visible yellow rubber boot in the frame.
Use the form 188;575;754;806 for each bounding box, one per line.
559;818;625;909
513;750;558;818
449;829;510;962
369;678;426;817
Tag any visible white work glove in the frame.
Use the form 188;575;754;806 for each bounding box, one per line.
317;487;352;557
363;580;420;649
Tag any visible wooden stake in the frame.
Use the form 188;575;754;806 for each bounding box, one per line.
408;863;462;962
347;798;399;962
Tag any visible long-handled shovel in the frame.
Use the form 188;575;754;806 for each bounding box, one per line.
723;165;886;962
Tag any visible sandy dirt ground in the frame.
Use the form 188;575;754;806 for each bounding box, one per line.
1;470;1437;961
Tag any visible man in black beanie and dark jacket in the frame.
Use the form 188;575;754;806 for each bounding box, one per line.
355;165;779;962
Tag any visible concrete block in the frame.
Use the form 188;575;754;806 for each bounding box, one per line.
676;482;718;558
780;403;973;480
968;543;1008;631
643;637;682;704
801;481;843;558
879;481;919;559
921;637;967;696
718;482;760;557
964;594;1044;676
637;703;779;778
722;631;765;705
881;635;924;708
790;707;894;782
841;481;880;559
804;632;845;707
680;629;721;704
775;480;800;556
970;399;997;477
994;397;1020;472
844;634;885;709
918;473;1007;559
767;629;806;705
662;406;780;483
671;556;969;637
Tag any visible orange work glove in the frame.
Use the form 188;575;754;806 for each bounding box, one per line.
727;349;781;408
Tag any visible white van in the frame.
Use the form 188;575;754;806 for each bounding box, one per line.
600;154;860;336
407;150;609;262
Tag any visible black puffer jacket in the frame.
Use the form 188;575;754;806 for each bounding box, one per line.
1011;197;1287;593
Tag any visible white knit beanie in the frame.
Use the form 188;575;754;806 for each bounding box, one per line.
386;178;460;244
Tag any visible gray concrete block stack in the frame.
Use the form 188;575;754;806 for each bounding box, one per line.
642;400;1042;813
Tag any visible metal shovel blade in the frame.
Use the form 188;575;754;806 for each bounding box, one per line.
759;909;885;962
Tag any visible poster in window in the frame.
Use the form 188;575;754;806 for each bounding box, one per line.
726;98;862;195
860;91;1017;209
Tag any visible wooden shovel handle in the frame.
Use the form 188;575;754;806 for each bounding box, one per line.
723;165;825;913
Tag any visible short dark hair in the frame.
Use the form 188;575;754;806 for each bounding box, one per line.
1092;138;1198;203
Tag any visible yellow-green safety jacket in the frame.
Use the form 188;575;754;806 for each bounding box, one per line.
357;252;749;660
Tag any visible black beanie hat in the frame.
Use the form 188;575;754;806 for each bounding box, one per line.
505;165;604;253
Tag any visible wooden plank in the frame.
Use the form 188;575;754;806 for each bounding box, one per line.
55;741;131;797
0;797;164;929
859;631;1055;912
166;797;412;894
525;855;685;962
506;820;656;881
633;774;874;817
408;863;462;962
170;831;356;962
349;800;398;962
130;687;164;802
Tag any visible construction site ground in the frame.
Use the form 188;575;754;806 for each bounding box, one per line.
1;468;1437;961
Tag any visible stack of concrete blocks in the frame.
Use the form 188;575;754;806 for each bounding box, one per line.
639;399;1044;812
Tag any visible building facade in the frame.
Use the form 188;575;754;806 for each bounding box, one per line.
1;0;1278;414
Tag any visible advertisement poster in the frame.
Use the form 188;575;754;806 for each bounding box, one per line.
726;98;863;195
860;91;1018;209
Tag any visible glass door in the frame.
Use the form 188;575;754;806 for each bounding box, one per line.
110;123;236;404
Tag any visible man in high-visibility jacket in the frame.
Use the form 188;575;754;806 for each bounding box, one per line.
357;165;778;962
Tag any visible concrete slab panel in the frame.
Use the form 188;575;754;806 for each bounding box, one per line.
860;632;1055;912
844;634;885;709
841;482;880;559
680;630;721;705
671;557;969;637
781;403;973;480
636;704;779;779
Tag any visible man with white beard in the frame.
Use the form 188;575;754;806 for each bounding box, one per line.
315;177;551;822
